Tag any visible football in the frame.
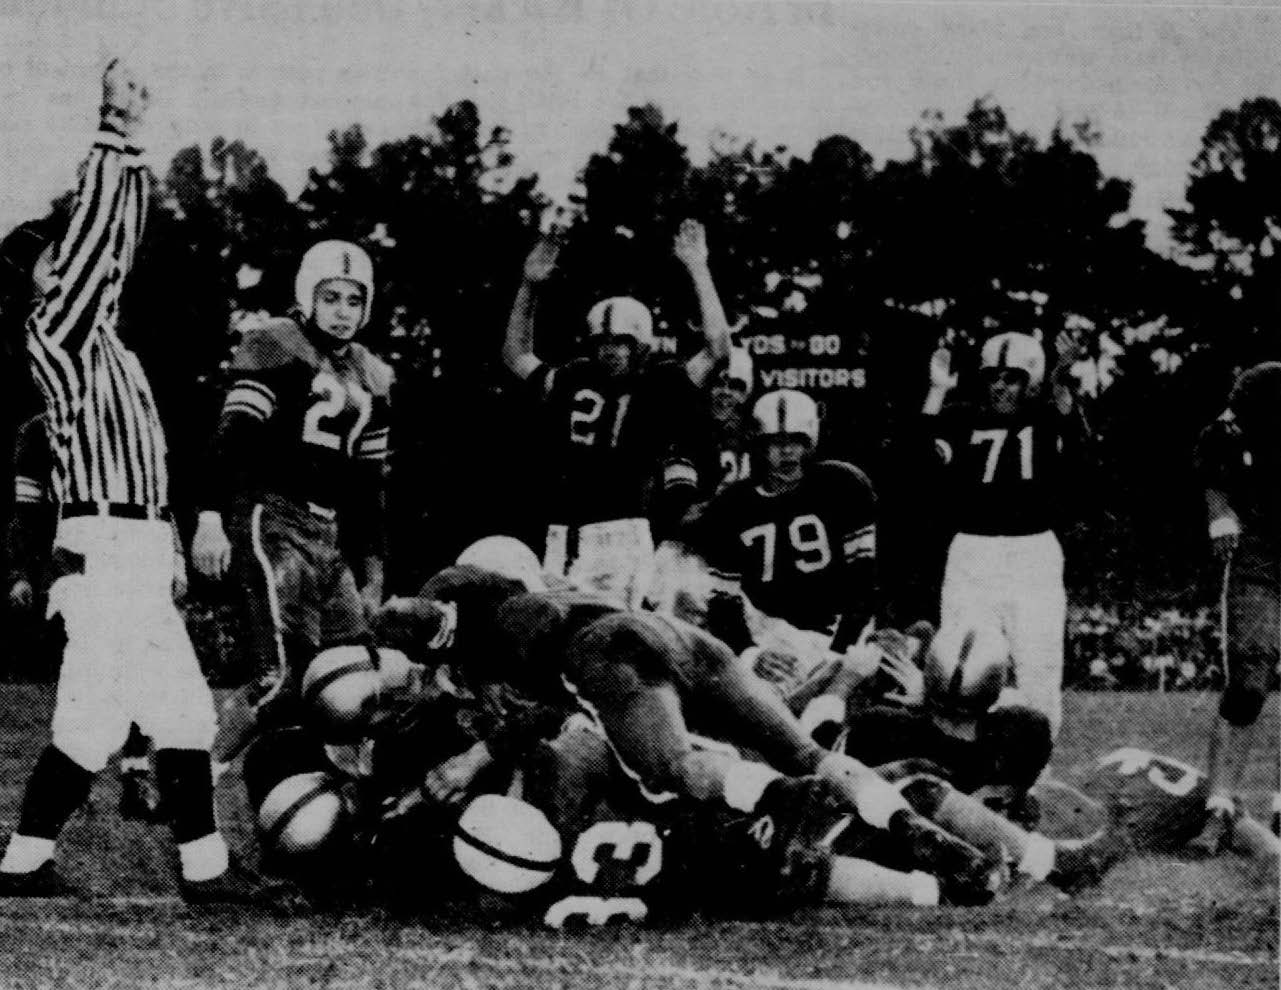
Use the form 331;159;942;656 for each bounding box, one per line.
302;645;382;740
257;771;348;856
453;794;563;894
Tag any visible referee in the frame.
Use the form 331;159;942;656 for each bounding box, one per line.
0;60;272;903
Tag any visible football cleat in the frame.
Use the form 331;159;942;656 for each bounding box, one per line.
119;769;164;823
706;590;754;654
0;862;75;898
1046;828;1133;894
180;857;300;909
887;809;1004;907
1186;806;1235;859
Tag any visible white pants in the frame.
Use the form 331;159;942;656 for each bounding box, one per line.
941;531;1067;737
46;516;217;772
546;518;656;610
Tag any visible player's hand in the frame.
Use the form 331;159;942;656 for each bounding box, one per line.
522;237;560;284
842;642;882;682
753;648;799;686
422;741;493;806
1210;531;1238;566
360;578;385;621
880;648;925;707
192;511;231;581
101;58;149;137
8;579;34;612
672;219;709;269
929;340;959;391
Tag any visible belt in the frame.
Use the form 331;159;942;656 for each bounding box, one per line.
306;501;337;521
62;501;171;522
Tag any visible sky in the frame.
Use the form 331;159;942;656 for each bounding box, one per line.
1;0;1278;252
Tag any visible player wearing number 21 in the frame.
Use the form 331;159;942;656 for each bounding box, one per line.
191;241;393;753
922;331;1089;738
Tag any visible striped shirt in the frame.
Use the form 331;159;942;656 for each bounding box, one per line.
25;127;165;509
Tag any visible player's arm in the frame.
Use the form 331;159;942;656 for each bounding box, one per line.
1047;329;1085;416
347;381;394;615
190;326;292;579
829;466;879;652
26;62;151;420
1193;417;1241;564
501;237;560;384
6;417;56;612
673;220;733;385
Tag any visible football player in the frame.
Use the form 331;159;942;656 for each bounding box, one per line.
837;618;1052;827
1187;361;1281;853
922;330;1089;738
1055;747;1279;860
191;240;394;762
690;388;878;650
500;220;733;609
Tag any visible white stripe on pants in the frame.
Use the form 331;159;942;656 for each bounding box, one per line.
941;531;1066;737
47;516;217;771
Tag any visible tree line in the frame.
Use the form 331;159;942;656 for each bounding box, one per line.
6;93;1281;613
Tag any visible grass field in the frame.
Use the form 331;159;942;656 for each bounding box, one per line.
0;688;1276;990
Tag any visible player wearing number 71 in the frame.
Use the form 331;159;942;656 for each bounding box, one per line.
922;331;1089;738
191;241;393;761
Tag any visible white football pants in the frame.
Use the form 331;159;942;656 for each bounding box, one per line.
940;531;1067;737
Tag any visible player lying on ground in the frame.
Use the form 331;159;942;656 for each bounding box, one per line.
372;549;1136;902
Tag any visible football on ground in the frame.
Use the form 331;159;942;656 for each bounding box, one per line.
0;687;1275;990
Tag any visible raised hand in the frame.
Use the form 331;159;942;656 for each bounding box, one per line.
522;237;561;284
101;58;149;137
672;219;709;269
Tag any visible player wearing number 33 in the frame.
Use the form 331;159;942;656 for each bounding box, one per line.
922;331;1089;739
191;240;393;762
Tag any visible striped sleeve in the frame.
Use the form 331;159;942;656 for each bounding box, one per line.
354;424;390;462
842;523;876;563
221;378;278;423
26;127;151;429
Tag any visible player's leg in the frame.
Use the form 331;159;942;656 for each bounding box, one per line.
1191;540;1279;855
1001;535;1067;739
968;705;1053;827
213;506;316;764
0;526;131;891
897;772;1131;893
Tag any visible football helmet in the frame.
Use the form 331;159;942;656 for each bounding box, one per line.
586;296;654;350
980;332;1045;390
752;389;819;447
923;618;1009;719
456;536;546;592
295;240;374;328
302;645;382;740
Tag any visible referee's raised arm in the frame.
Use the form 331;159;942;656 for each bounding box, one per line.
25;59;152;427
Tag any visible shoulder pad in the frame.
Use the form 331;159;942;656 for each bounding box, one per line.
229;318;317;373
350;344;396;398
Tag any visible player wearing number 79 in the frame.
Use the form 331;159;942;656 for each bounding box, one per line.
922;331;1089;738
191;240;393;761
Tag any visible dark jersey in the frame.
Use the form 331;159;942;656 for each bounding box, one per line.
692;459;877;637
205;318;393;549
931;400;1087;537
1194;409;1281;548
530;356;703;525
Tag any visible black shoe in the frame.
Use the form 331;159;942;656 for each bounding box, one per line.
0;862;75;898
705;591;755;654
180;857;300;909
119;770;164;823
1047;828;1133;894
1186;806;1235;859
888;809;1004;907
